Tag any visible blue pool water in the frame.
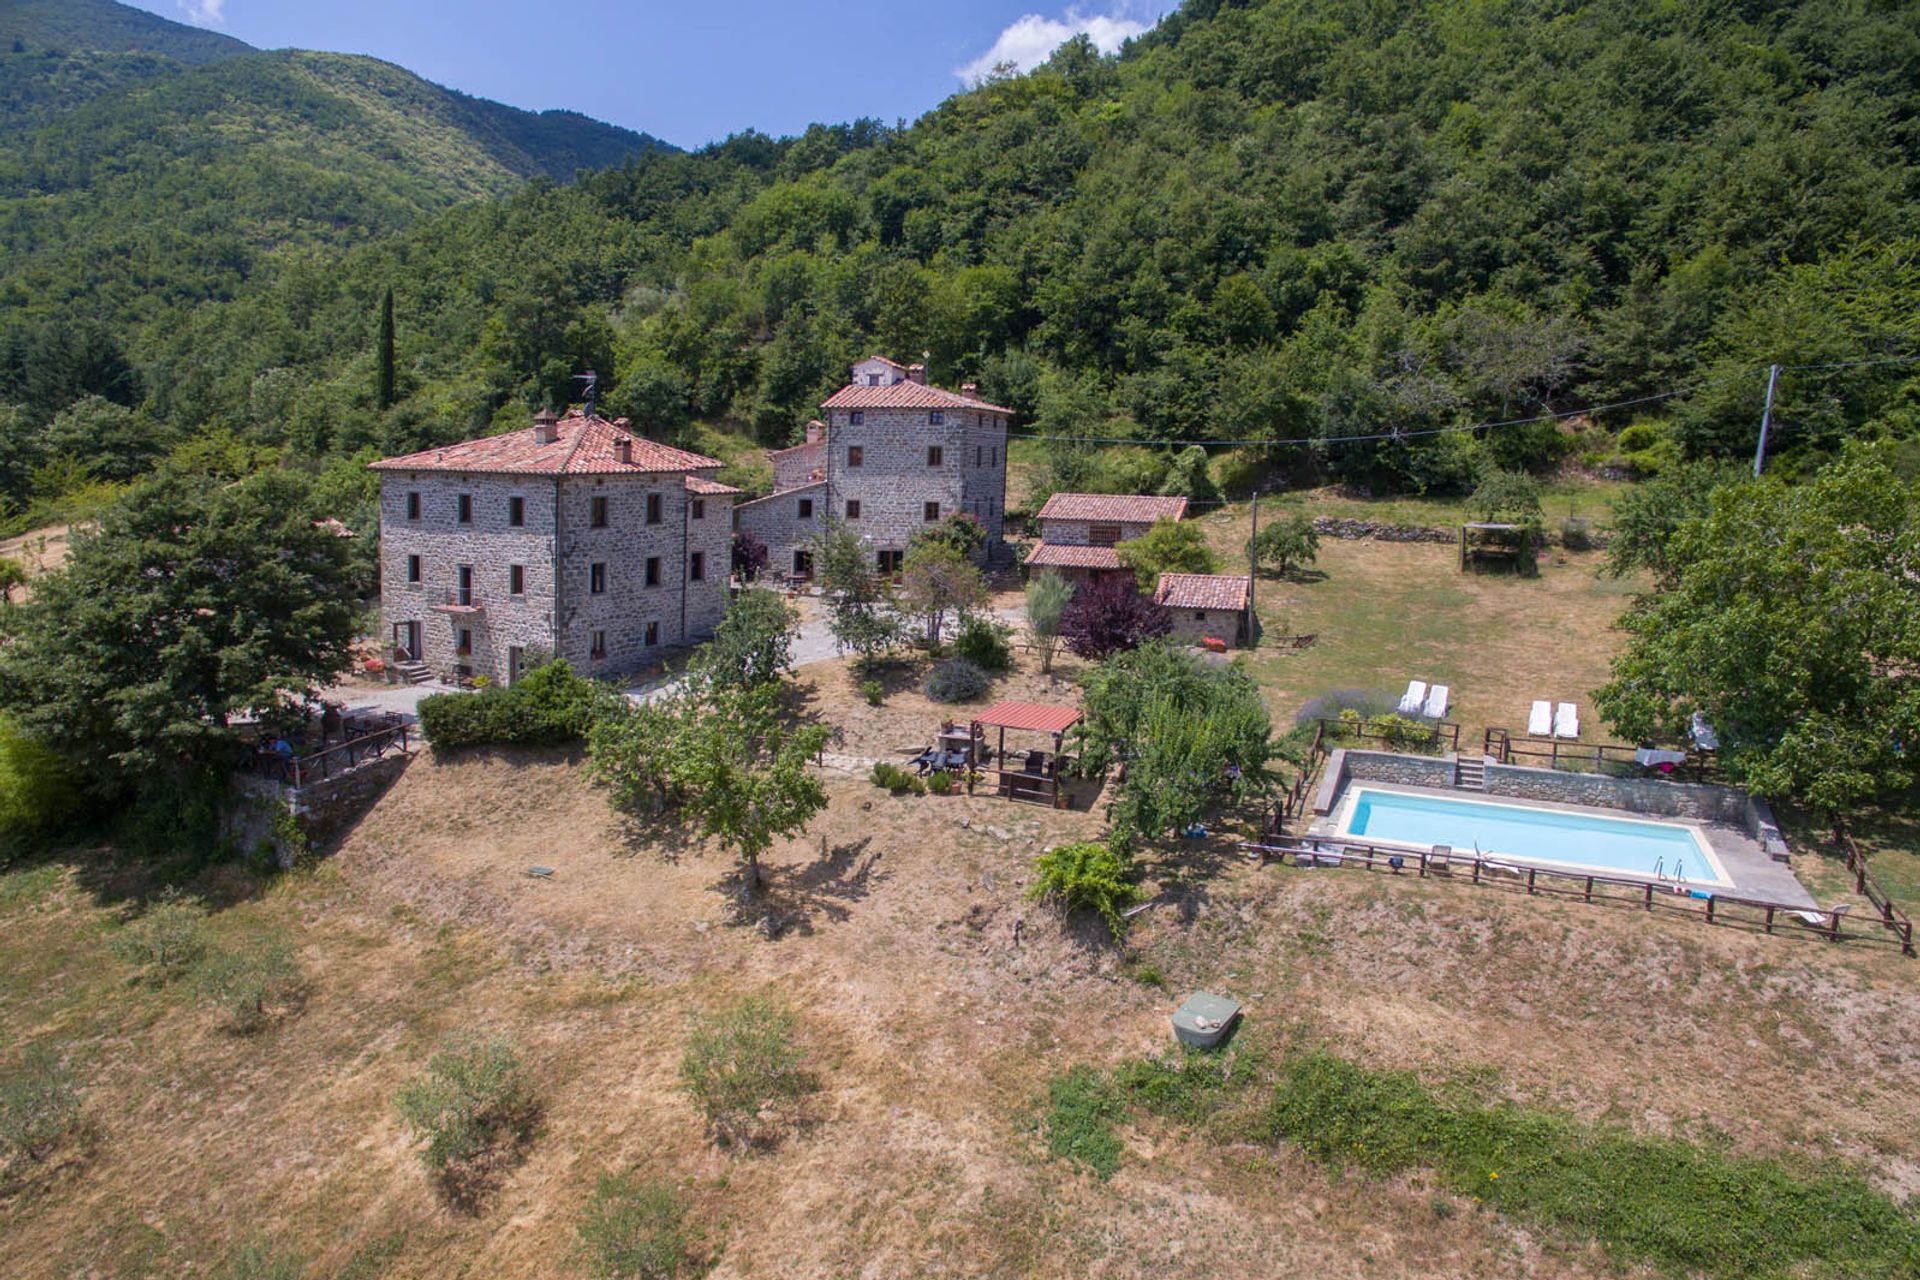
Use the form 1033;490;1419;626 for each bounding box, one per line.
1339;787;1724;883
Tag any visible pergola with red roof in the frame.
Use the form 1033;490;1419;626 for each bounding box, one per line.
969;701;1084;807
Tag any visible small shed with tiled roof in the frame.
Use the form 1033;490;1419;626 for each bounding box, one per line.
967;701;1085;808
1025;492;1188;585
1154;572;1253;648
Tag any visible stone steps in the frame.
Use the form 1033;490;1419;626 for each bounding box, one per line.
393;661;433;686
1454;756;1487;790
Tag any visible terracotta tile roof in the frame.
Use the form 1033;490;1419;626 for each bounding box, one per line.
735;480;825;509
767;438;824;459
368;413;723;477
973;701;1084;734
1155;573;1251;612
1024;542;1123;570
1035;493;1189;524
820;381;1014;414
684;475;742;496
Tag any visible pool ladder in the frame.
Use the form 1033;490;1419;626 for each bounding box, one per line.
1653;857;1687;886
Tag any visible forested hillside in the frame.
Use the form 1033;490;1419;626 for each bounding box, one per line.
4;0;1919;531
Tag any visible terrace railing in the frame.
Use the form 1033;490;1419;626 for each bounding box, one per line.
1315;715;1461;755
246;719;412;790
1238;832;1914;957
1836;821;1915;948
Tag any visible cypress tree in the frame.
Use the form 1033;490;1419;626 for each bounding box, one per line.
376;287;396;410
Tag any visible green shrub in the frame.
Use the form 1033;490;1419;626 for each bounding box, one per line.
210;1237;307;1280
924;657;990;703
0;1044;84;1165
952;616;1012;672
575;1172;701;1280
869;762;924;794
0;713;81;844
1027;841;1141;937
859;679;884;706
107;887;209;979
193;939;304;1033
679;997;813;1149
1260;1050;1920;1279
926;769;954;796
417;660;604;751
1560;516;1593;550
1040;1066;1123;1179
394;1034;540;1206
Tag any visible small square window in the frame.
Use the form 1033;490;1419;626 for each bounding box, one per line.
590;563;606;594
927;446;942;466
456;493;472;524
690;551;705;581
644;621;659;646
878;549;904;574
798;498;814;519
509;564;524;595
849;411;864;426
924;501;940;522
1194;610;1208;621
591;630;606;659
691;499;705;519
846;500;861;520
591;495;608;528
847;445;863;467
406;554;421;583
646;493;662;525
645;557;661;587
929;411;944;426
406;491;421;520
509;496;525;527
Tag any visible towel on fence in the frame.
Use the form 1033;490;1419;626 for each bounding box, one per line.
1554;702;1579;739
1528;700;1552;736
1398;680;1428;715
1423;684;1450;719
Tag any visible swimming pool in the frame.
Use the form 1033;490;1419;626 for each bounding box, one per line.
1334;786;1729;886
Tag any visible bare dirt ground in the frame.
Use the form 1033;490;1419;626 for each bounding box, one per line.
6;542;1919;1278
7;721;1919;1277
0;523;74;601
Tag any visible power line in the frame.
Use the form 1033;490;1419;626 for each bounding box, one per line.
1005;380;1735;449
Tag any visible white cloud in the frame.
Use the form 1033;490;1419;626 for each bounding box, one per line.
958;7;1152;84
176;0;228;26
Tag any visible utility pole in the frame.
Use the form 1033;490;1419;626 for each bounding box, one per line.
1753;363;1780;478
1247;488;1258;647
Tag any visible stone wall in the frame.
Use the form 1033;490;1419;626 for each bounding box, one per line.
770;439;824;491
228;751;414;866
555;471;727;678
379;467;729;685
1483;761;1748;822
735;482;825;580
1034;517;1152;548
825;405;1006;555
379;473;559;683
1313;748;1457;812
1166;606;1245;646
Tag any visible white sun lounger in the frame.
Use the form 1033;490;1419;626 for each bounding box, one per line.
1528;700;1552;736
1423;684;1449;719
1554;702;1579;739
1397;680;1427;715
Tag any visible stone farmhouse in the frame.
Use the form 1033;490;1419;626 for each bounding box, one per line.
370;409;740;685
1154;572;1254;647
1023;492;1190;584
734;356;1013;580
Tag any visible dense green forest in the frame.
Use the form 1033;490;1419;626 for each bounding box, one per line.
3;0;1919;533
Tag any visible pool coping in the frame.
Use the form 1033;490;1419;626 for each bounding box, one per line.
1310;777;1817;910
1328;783;1736;889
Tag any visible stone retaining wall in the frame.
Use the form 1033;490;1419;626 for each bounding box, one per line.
1313;747;1457;813
1311;516;1611;549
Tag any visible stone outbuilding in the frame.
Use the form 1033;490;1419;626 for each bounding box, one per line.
370;409;739;685
734;358;1013;581
1154;572;1253;647
1024;493;1190;584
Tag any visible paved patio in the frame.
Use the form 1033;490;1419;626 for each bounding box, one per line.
1309;779;1817;909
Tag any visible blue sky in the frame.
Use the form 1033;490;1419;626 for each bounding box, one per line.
123;2;1170;149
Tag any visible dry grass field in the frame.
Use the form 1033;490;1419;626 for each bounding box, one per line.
5;523;1919;1278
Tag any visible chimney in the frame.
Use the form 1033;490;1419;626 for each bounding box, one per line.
614;435;633;465
960;381;978;398
907;363;927;385
533;408;559;444
805;420;824;444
